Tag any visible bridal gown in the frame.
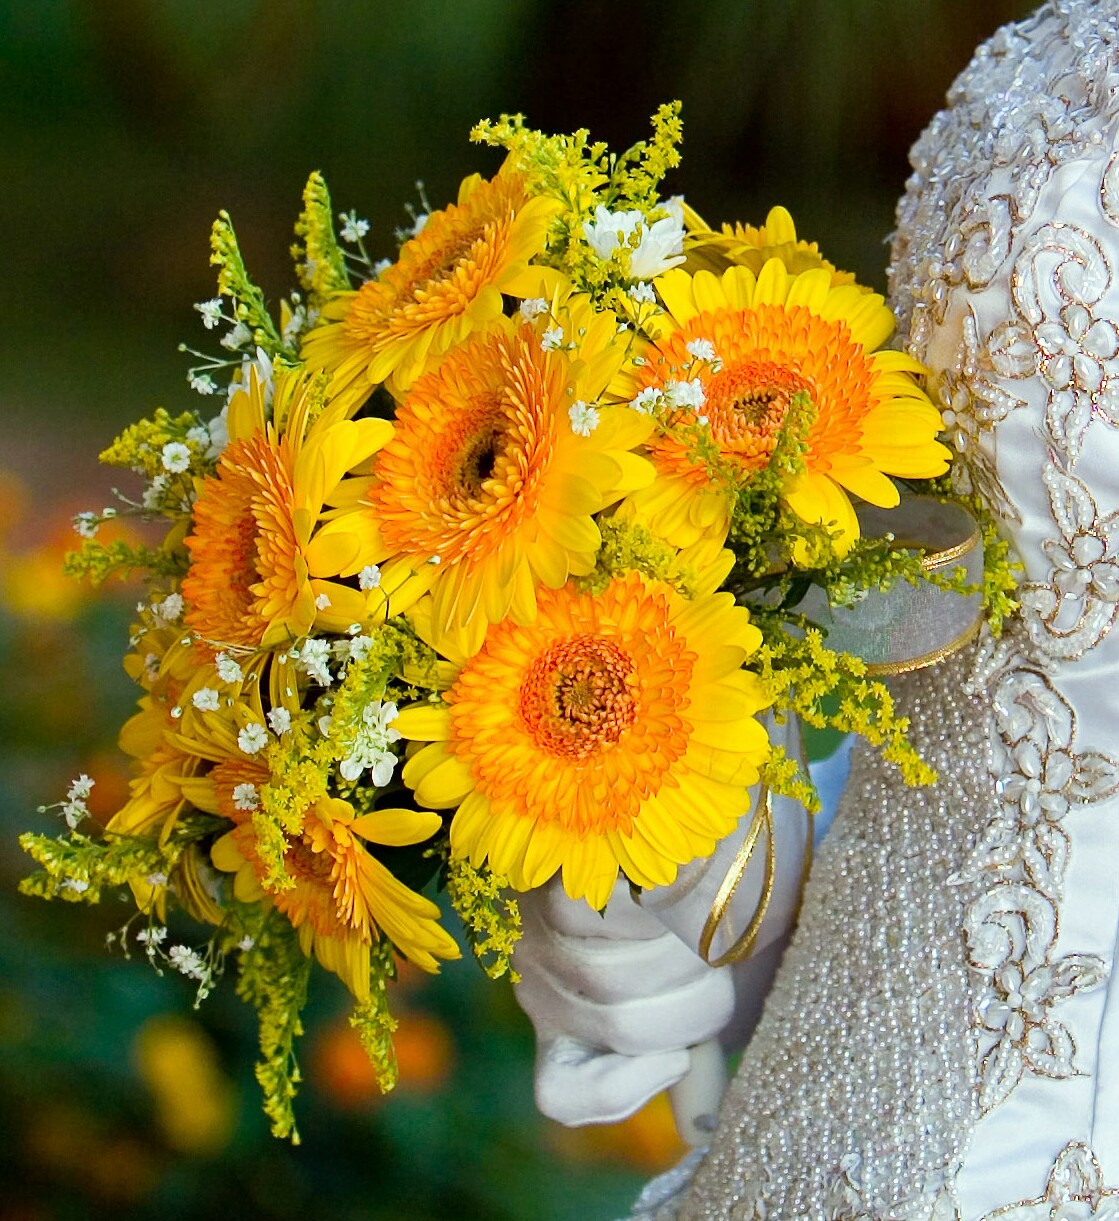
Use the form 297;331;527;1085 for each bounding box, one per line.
632;2;1119;1217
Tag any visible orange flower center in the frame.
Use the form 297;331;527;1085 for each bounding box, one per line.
518;636;638;761
642;303;877;488
371;327;557;561
702;359;813;471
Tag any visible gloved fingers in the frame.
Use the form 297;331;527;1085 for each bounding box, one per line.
532;875;668;941
517;897;718;1003
533;1034;691;1127
515;959;735;1057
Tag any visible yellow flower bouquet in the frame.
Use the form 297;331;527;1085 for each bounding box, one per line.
20;105;1014;1139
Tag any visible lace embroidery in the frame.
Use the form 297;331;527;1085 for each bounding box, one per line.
979;1143;1119;1220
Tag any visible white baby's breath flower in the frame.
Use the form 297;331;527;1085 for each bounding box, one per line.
315;592;332;610
168;945;207;980
237;722;268;755
137;925;167;946
195;298;224;330
192;687;221;712
189;372;218;396
631;386;665;415
568;400;600;436
62;878;89;895
215;652;243;684
267;706;292;736
541;325;564;351
665;377;707;411
373;257;392;276
232;782;259;811
68;774;95;801
157;592;184;622
161;442;191;474
73;512;99;539
295;638;333;686
186;426;209;447
629;282;656;305
359;564;382;591
62;800;87;830
237;935;255;952
519;297;549;322
686;338;719;364
338;210;370;243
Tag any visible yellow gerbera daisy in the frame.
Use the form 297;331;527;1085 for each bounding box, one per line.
211;792;460;1000
309;307;655;655
182;368;393;652
619;260;951;552
300;167;563;398
394;571;772;911
682;204;857;283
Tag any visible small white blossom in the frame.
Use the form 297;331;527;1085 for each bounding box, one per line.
192;687;221;712
665;378;707;411
697;414;709;426
519;297;549;322
62;800;87;830
338;700;403;784
686;338;719;364
373;257;392;276
146;873;168;887
227;349;274;408
568;400;600;436
143;474;169;510
186;426;210;447
238;722;268;755
220;321;253;351
295;637;333;686
73;512;99;539
161;442;192;474
68;774;95;801
344;634;375;664
339;211;370;243
232;782;259;811
629;281;656;305
237;935;255;952
541;325;564;351
267;706;293;736
315;592;332;610
282;303;308;345
631;386;665;415
168;945;207;980
582;197;686;280
359;564;382;591
215;652;243;684
189;372;218;396
156;592;184;622
195;298;224;330
62;878;89;895
137;925;167;946
143;653;160;683
408;212;429;236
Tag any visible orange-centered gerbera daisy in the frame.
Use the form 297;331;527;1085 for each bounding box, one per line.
300;167;563;398
182;369;393;652
211;790;460;1001
618;260;951;552
310;308;655;656
394;571;772;911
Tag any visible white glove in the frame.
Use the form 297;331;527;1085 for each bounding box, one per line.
514;876;735;1127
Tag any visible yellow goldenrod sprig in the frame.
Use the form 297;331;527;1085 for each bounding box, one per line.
291;171;351;302
210;211;289;359
443;854;522;982
349;939;400;1094
235;914;312;1144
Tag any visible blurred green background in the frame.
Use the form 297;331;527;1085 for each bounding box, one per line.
2;3;1034;1219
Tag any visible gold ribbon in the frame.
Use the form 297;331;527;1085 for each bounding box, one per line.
698;787;776;967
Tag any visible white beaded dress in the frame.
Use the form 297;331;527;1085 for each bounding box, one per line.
631;2;1119;1217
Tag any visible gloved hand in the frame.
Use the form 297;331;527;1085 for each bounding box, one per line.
514;876;735;1127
